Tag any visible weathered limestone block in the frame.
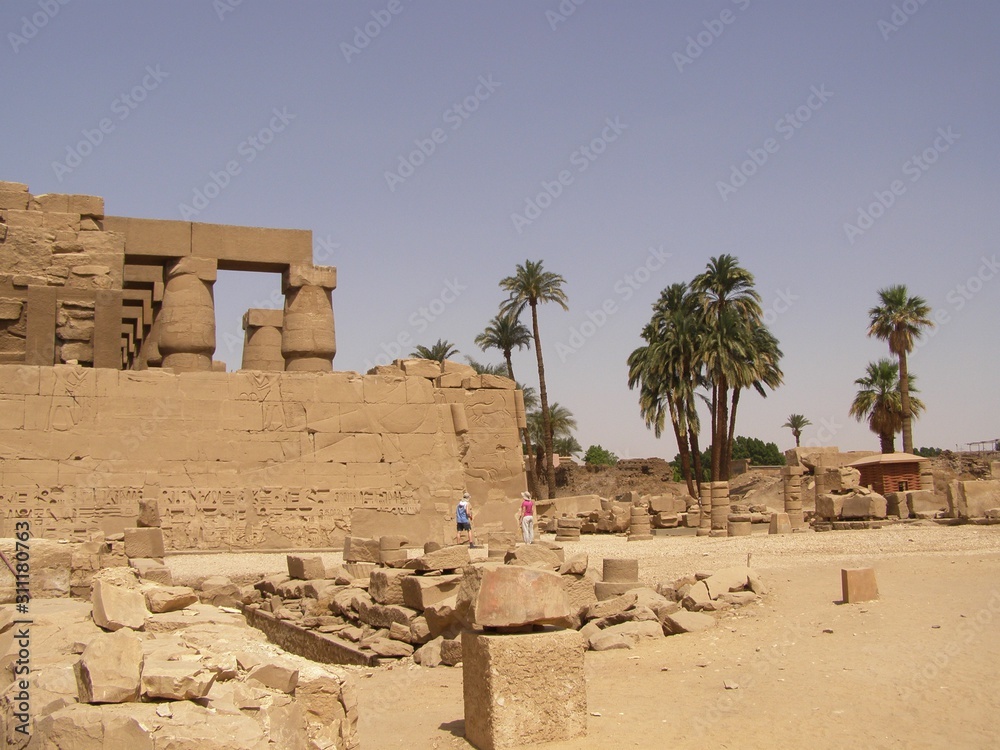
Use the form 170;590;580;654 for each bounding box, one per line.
401;574;462;611
343;537;380;563
287;554;327;581
456;565;573;630
369;568;413;606
593;581;641;601
123;527;165;559
815;494;844;521
404;544;471;572
92;580;148;632
704;567;751;600
356;601;418;630
144;586;199;614
602;558;638;583
841;493;888;520
841;568;879;603
504;545;561;570
949;480;1000;519
558;576;598;618
368;637;415;658
588;620;662;651
769;512;792;534
77;629;143;703
398;358;442;378
129;558;173;586
247;662;299;694
136;498;161;528
141;661;217;700
463;629;587;750
662;610;717;635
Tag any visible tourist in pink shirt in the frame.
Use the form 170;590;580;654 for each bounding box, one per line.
517;490;535;544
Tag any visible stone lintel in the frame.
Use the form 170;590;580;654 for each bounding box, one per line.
106;216;192;259
243;308;284;330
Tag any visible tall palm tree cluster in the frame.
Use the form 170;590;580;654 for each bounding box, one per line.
408;260;571;500
627;255;783;499
852;285;932;453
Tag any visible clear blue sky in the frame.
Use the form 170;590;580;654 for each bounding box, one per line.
5;1;998;458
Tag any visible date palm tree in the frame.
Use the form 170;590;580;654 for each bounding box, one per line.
474;311;532;381
867;285;932;453
782;414;812;448
849;358;925;453
500;260;568;498
411;339;458;363
691;255;763;481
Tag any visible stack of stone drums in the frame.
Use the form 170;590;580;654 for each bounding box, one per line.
710;481;730;537
554;516;582;542
727;501;753;537
378;535;408;565
782;466;805;530
595;558;640;600
628;505;653;541
698;482;712;537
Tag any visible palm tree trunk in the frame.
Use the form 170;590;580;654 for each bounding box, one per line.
529;300;557;498
709;382;719;481
725;388;741;480
713;378;729;482
689;427;703;493
880;431;895;453
794;430;801;447
505;355;538;498
670;407;696;498
898;350;914;453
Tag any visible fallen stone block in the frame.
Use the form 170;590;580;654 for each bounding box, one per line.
582;591;638;622
404;544;471;572
441;636;463;666
456;565;572;630
141;661;217;700
92;579;148;632
343;537;381;563
286;554;327;581
123;527;164;559
144;585;199;614
136;498;161;528
662;610;716;635
594;581;641;600
368;637;414;658
769;512;792;535
129;558;173;586
681;580;713;610
77;629;143;703
589;620;662;650
401;573;462;610
247;662;299;694
704;567;751;599
463;629;587;749
504;545;561;570
414;636;443;667
369;568;413;606
841;568;879;604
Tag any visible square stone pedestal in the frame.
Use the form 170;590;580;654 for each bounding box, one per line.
462;628;586;750
841;567;879;603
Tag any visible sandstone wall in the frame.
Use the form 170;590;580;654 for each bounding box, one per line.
0;364;526;550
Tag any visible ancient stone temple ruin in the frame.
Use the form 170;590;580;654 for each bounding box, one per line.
0;181;527;549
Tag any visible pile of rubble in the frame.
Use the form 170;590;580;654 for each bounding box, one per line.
243;538;767;668
0;567;359;749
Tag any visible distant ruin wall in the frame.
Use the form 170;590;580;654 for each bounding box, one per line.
0;364;527;550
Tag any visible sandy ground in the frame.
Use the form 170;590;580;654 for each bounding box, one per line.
169;525;1000;749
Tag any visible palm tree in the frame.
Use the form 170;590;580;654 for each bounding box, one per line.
527;402;577;449
500;260;569;498
628;282;705;498
724;324;783;477
849;359;925;453
411;339;458;363
464;357;508;376
553;435;582;457
867;285;932;453
474;311;532;381
691;255;763;481
782;414;812;448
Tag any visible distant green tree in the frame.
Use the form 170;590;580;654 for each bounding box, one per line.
584;445;619;466
731;436;786;466
914;446;943;457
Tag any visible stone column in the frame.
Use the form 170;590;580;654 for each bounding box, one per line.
157;257;217;372
710;481;729;537
782;465;805;530
698;482;712;536
281;264;337;372
241;308;284;371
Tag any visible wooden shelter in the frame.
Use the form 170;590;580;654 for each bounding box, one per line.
848;453;930;495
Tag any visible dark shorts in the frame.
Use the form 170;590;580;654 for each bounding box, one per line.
457;522;471;531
